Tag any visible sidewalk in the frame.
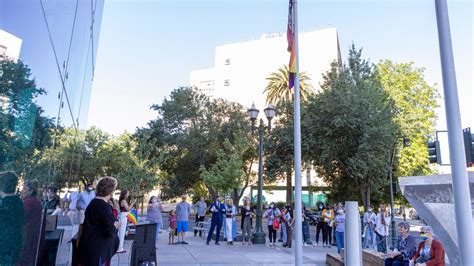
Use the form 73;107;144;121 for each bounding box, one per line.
57;225;331;265
113;231;329;265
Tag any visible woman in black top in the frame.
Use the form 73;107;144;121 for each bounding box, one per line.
0;171;25;265
240;198;255;245
78;177;120;266
117;189;135;253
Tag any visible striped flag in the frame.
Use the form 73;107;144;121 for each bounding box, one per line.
287;0;296;89
127;208;138;225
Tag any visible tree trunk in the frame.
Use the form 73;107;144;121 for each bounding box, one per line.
359;184;369;211
205;183;218;200
286;171;292;203
366;176;371;208
232;188;243;206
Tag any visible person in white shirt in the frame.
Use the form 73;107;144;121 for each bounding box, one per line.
76;183;96;224
375;203;391;253
363;204;377;250
63;188;80;239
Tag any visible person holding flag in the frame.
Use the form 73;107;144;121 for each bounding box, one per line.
117;189;136;254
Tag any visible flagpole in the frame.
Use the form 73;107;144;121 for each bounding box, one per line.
292;0;303;265
435;0;474;264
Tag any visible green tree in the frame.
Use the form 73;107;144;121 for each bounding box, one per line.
135;87;257;203
377;60;438;178
263;65;314;106
1;58;55;177
202;138;246;196
304;45;399;209
264;100;295;202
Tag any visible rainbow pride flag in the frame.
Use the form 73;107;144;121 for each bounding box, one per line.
329;220;335;227
287;0;296;89
127;208;138;225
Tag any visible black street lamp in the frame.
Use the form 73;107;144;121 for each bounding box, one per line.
248;103;275;244
388;136;410;250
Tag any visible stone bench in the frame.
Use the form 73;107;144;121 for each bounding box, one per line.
362;249;386;266
326;253;344;266
329;248;385;266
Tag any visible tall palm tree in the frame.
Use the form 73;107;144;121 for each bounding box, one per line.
263;65;314;105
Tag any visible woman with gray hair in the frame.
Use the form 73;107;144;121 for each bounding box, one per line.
384;221;417;266
411;226;445;266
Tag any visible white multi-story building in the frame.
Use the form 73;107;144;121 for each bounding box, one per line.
0;30;22;61
190;27;341;205
190;26;341;111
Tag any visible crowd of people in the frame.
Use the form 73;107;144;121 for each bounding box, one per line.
0;170;447;266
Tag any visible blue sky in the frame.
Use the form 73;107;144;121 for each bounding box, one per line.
88;0;473;135
1;0;471;135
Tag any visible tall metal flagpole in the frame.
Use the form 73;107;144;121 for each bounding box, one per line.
434;1;474;264
292;0;303;265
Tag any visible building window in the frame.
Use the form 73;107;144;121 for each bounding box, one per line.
224;79;230;86
225;58;231;65
0;45;6;57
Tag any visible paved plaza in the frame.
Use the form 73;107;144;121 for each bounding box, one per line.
54;214;425;265
56;225;331;265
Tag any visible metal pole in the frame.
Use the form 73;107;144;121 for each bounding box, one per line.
389;168;396;251
435;1;474;265
307;164;313;206
389;143;397;251
345;201;363;266
293;0;303;264
253;119;266;244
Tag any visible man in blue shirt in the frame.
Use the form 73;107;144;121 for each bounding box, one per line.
206;195;226;245
175;194;191;244
77;183;96;224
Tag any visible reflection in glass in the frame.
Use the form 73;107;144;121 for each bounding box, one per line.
1;0;104;264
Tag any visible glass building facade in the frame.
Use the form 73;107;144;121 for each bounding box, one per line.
1;1;104;264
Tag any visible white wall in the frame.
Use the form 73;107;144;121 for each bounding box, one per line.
0;30;22;61
191;27;340;113
190;68;215;93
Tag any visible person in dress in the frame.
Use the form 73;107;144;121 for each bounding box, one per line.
147;196;163;240
78;177;120;266
18;179;42;266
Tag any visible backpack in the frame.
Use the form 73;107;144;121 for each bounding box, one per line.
272;217;280;230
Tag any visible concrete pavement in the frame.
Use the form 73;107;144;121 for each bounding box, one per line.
56;224;331;265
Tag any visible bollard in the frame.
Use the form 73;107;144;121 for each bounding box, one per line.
344;201;362;266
